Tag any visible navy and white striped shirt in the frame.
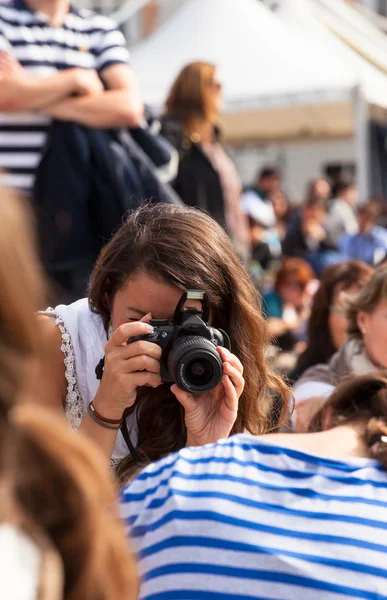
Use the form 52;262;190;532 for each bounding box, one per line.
121;434;387;600
0;0;130;193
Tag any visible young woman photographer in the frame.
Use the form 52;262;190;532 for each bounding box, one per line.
38;203;290;473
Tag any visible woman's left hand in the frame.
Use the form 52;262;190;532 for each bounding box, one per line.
171;347;245;447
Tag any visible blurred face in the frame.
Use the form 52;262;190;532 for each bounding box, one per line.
271;191;288;220
278;280;305;310
312;179;331;200
328;285;361;350
357;301;387;368
342;185;357;207
208;72;223;116
110;271;202;331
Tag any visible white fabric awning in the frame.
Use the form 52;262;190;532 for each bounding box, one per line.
131;0;387;142
131;0;355;113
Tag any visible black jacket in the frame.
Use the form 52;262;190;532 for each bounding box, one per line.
160;115;226;228
33;121;181;276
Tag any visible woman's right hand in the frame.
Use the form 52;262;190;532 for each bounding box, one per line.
93;319;162;420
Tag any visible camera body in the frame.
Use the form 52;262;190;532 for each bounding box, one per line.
129;290;231;394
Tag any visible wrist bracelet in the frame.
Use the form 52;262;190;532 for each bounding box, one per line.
87;404;122;430
89;401;123;425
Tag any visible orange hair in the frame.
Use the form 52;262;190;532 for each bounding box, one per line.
275;258;314;293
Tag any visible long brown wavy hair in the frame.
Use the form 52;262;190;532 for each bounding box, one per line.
0;188;137;600
165;61;219;133
88;203;291;479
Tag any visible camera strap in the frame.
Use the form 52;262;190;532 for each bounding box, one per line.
120;413;142;463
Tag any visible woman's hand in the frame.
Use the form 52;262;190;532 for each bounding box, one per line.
93;317;162;420
172;347;245;447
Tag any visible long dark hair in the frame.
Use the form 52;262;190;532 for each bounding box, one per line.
88;203;291;477
310;371;387;470
294;261;373;377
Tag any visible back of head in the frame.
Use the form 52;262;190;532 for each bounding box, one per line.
4;406;137;600
310;371;387;470
0;188;137;600
0;187;44;421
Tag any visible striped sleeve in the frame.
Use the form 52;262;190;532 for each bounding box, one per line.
94;26;130;73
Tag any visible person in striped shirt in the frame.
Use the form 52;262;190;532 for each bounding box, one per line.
0;0;143;194
121;371;387;600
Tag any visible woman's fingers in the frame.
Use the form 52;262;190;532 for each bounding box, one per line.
127;371;162;389
217;347;243;375
107;316;153;349
171;384;197;413
107;339;162;363
124;354;160;375
221;373;238;412
222;361;245;397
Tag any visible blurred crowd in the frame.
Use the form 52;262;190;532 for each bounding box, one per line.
3;1;387;600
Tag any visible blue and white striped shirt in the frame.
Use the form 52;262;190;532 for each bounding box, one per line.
121;434;387;600
0;0;130;192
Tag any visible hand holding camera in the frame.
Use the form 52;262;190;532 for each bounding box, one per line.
129;291;244;446
94;290;244;445
93;316;162;421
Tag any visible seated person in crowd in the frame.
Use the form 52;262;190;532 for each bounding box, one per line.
339;200;387;266
305;177;332;204
121;371;387;600
241;166;281;230
293;266;387;430
325;177;358;247
290;260;374;382
263;258;315;354
282;197;341;276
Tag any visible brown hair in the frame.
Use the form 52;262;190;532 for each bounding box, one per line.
165;61;219;132
309;371;387;470
347;265;387;337
295;261;374;376
3;406;137;600
0;188;45;419
88;203;291;477
274;258;314;293
0;188;137;600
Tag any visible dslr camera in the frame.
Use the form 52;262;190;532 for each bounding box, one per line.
130;290;231;394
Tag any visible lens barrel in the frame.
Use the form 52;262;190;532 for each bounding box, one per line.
167;336;223;394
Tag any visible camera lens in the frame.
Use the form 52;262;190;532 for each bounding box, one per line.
187;359;214;386
167;336;223;394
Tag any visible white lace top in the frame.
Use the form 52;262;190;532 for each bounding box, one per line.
43;298;137;467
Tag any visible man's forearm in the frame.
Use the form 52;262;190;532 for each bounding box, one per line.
0;70;78;112
44;89;143;128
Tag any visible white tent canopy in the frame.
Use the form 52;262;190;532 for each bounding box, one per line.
276;0;387;110
131;0;387;146
132;0;356;115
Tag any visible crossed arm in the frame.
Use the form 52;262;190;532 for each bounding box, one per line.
0;51;143;128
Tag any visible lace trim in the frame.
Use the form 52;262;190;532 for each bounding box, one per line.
45;308;85;430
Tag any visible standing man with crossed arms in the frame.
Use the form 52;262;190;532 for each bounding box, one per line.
0;0;143;194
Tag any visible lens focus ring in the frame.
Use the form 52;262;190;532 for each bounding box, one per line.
168;336;223;394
